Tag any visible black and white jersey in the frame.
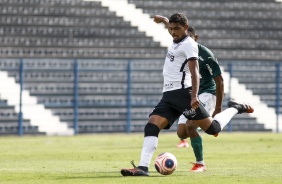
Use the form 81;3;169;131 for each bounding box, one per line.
162;36;198;92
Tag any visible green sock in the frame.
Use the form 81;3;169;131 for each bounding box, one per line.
190;136;203;162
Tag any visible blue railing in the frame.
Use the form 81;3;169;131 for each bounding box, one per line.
126;61;132;133
275;63;281;133
73;59;79;135
0;59;281;135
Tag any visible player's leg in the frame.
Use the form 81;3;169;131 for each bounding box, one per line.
186;120;206;172
177;113;206;171
198;93;216;116
176;115;189;148
186;93;214;171
183;99;254;173
138;115;169;171
175;92;209;172
199;93;217;136
120;115;168;176
121;95;180;177
205;99;254;134
192;100;254;136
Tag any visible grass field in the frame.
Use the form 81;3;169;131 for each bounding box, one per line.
0;132;282;184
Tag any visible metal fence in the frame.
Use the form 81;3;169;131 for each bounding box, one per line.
0;59;281;135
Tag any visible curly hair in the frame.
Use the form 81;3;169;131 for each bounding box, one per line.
169;13;188;27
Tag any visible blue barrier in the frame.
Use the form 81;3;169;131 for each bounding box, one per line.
73;60;79;135
126;60;132;133
0;59;280;135
275;63;280;133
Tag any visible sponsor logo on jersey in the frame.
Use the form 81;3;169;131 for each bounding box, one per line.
199;56;204;61
206;64;213;75
164;82;173;89
166;52;174;62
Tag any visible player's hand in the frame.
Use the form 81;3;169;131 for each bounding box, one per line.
191;97;200;110
154;15;169;24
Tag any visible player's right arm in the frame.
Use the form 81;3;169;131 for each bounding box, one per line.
188;58;200;110
153;15;172;35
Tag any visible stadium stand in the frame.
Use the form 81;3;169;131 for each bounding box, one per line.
128;0;282;60
0;0;281;134
0;0;167;59
221;61;282;113
0;0;281;60
0;58;273;133
0;97;42;135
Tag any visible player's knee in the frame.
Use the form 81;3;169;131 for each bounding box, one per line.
144;123;160;137
205;120;221;135
177;132;189;139
186;121;197;132
177;125;188;139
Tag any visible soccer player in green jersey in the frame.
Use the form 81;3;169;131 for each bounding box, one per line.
154;15;224;172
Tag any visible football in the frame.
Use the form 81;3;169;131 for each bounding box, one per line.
154;152;177;175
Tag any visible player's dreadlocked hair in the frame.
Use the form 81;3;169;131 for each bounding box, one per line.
188;25;197;36
169;13;188;27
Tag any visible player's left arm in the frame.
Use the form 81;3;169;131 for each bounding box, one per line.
188;58;200;110
186;41;200;110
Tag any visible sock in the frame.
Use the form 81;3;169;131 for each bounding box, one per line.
138;136;158;169
190;136;203;162
196;160;205;165
214;107;238;130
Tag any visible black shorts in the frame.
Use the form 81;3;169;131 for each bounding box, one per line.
149;87;210;129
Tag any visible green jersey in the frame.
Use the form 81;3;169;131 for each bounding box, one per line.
198;44;222;95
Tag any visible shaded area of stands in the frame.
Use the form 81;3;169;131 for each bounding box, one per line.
1;0;281;60
129;0;282;60
0;0;167;59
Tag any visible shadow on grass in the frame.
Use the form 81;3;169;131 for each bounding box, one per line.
54;170;190;180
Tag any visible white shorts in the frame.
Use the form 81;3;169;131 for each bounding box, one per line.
178;93;216;124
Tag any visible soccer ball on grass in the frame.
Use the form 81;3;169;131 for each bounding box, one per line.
154;152;177;175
